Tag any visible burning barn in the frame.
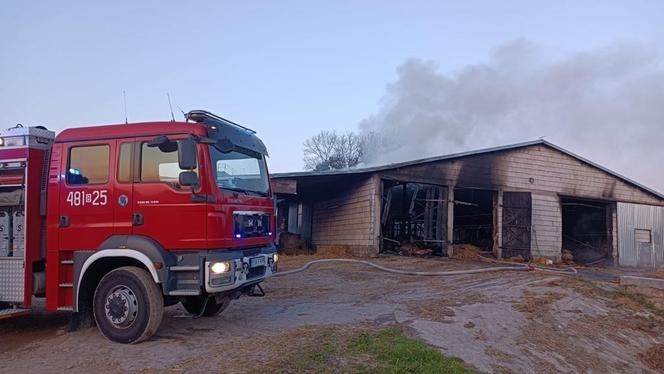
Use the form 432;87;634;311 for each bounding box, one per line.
271;140;664;267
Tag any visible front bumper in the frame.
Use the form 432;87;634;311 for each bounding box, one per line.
164;245;277;297
203;245;277;293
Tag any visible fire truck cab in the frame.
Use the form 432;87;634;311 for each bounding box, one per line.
0;110;277;343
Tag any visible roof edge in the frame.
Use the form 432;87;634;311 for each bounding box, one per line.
271;139;664;201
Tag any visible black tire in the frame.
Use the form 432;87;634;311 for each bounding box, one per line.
181;295;231;317
93;266;164;344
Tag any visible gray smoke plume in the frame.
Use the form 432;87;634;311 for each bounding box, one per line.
359;39;664;193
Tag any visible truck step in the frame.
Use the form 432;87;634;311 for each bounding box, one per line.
168;290;200;296
58;283;73;288
0;307;31;320
60;260;74;265
170;265;200;272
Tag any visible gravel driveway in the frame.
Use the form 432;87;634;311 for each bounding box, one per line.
1;255;662;373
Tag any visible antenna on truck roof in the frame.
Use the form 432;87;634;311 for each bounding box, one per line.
167;93;175;122
123;90;128;124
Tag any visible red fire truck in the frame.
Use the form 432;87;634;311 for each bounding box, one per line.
0;110;277;343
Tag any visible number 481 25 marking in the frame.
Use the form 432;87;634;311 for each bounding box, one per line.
66;190;108;207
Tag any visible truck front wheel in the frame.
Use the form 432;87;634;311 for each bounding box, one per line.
93;266;164;344
182;295;231;317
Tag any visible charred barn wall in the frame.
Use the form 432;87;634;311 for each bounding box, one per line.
376;144;663;260
272;143;664;262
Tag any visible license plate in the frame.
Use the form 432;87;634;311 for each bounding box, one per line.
250;256;266;268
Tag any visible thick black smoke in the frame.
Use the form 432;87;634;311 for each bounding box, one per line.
360;40;664;193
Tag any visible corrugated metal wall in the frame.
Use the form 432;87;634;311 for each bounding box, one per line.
617;203;664;267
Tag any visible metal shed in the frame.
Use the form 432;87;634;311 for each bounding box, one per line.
617;203;664;267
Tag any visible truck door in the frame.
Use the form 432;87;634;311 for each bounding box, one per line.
114;140;134;235
58;141;115;251
131;137;206;249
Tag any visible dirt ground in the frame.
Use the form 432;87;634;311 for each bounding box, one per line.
1;255;663;373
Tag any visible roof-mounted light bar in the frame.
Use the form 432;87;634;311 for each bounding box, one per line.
0;124;55;149
185;110;256;134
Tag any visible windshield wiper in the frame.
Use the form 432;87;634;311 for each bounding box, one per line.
219;186;266;197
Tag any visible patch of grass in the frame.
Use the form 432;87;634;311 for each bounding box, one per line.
349;327;475;374
265;326;475;373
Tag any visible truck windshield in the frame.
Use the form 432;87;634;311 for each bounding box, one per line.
210;146;269;196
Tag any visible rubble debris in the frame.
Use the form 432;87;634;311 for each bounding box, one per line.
537;257;554;266
451;244;481;261
561;249;575;264
400;243;432;257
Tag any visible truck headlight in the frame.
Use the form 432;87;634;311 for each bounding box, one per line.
210;261;231;274
273;253;279;263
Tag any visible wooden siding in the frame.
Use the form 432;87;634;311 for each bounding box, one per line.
311;176;378;253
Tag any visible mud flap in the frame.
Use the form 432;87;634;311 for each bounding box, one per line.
247;283;265;297
68;310;95;331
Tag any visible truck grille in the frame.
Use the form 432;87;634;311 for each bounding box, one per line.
247;266;266;279
233;212;270;238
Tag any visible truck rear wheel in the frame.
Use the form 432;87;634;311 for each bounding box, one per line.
182;295;231;317
93;266;163;344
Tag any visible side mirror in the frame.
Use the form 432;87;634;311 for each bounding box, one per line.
178;138;197;170
179;171;199;187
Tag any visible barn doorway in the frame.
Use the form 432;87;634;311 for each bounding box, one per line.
561;197;612;265
380;181;448;255
453;188;494;252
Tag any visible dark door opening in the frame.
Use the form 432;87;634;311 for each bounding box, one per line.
561;197;612;265
453;188;494;251
502;191;532;260
381;181;447;255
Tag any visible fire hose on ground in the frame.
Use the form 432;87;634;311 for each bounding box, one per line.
271;258;578;278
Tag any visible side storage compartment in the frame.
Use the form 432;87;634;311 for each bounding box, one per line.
0;169;26;305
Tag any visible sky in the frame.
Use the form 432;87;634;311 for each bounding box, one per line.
1;1;663;192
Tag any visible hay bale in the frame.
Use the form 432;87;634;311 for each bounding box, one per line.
452;244;481;261
278;232;308;255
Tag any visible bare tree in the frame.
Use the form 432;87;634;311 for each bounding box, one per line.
303;130;364;171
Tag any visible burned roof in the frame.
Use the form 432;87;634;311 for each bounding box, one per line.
271;139;664;200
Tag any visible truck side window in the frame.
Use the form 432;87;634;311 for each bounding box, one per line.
117;142;132;183
67;145;110;185
140;142;194;184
